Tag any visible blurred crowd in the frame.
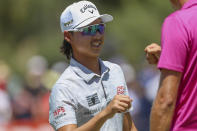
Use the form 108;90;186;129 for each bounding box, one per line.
0;55;160;131
0;56;67;131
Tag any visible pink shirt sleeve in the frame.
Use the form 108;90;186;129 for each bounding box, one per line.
158;13;189;72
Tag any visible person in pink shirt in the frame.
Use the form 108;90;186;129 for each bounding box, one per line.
145;0;197;130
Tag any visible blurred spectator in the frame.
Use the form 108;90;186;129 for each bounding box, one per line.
0;90;12;124
0;61;12;124
138;64;160;103
51;61;68;74
11;89;32;120
41;61;68;90
25;55;48;95
0;60;11;91
11;55;49;122
25;55;49;121
144;71;160;102
0;56;54;130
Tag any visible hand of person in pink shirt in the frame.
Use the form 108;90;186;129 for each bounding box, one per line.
144;43;161;65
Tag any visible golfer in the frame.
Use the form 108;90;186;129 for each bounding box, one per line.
49;1;137;131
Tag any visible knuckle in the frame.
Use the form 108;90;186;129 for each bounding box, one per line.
125;104;129;108
114;95;118;99
113;100;118;104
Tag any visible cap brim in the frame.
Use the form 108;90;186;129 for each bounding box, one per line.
75;14;113;29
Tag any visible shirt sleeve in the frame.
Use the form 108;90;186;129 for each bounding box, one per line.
49;83;77;130
158;13;189;72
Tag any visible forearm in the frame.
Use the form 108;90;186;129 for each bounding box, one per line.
74;109;109;131
150;97;176;131
150;69;181;131
58;108;110;131
123;112;138;131
130;120;138;131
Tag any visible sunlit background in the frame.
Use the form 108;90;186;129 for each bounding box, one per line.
0;0;173;130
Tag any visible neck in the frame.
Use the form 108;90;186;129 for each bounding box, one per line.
172;0;188;9
73;55;101;75
180;0;188;7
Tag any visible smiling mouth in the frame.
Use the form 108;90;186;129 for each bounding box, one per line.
91;42;102;48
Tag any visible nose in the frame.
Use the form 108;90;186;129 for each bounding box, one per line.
93;30;103;39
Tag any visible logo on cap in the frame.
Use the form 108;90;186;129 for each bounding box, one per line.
80;4;97;13
88;9;94;14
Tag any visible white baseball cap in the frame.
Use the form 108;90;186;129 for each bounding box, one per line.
60;0;113;32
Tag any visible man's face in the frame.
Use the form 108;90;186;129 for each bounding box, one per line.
170;0;182;9
70;19;104;59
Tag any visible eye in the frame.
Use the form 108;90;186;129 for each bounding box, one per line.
88;26;92;32
91;25;97;33
83;27;89;33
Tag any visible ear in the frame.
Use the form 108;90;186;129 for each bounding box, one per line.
64;31;73;43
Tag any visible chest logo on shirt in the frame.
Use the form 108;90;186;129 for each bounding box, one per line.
117;86;125;95
86;93;100;107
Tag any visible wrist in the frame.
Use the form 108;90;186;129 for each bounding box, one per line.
101;107;114;119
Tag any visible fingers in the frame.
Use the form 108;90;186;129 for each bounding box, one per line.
114;95;132;112
119;97;132;104
145;43;160;51
116;95;131;100
146;53;158;64
144;43;161;64
118;100;131;110
115;102;129;113
115;95;132;104
104;95;133;118
117;105;128;112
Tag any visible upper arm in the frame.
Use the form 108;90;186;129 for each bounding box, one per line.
158;14;189;72
157;69;182;105
49;84;77;130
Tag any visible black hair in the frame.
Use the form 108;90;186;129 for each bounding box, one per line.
60;39;73;60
